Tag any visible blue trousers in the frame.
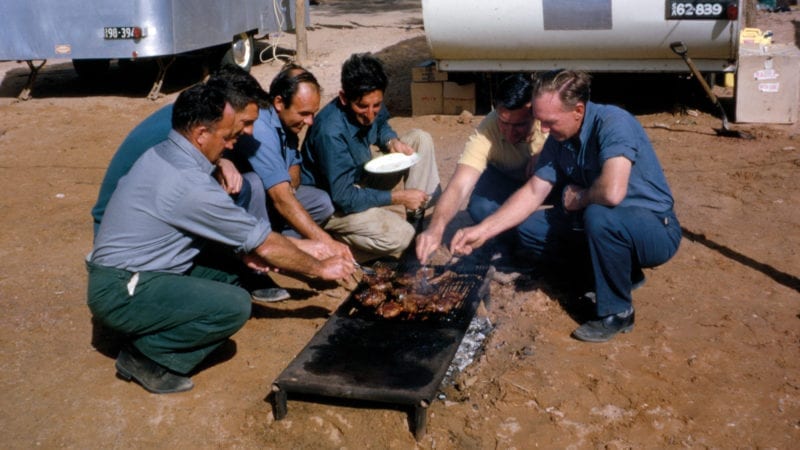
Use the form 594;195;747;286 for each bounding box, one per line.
517;203;682;316
467;165;526;224
267;184;335;238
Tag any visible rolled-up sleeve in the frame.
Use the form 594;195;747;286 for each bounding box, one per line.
533;139;560;185
245;112;292;190
596;112;639;164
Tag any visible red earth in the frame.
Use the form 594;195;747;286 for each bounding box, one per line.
1;2;798;448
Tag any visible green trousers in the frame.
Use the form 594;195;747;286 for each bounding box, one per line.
86;261;251;374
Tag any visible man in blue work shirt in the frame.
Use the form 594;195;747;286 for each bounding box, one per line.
451;70;681;343
301;53;441;261
232;64;352;261
90;66;268;239
90;66;296;303
88;83;354;394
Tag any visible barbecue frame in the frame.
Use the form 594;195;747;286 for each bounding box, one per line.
270;265;492;440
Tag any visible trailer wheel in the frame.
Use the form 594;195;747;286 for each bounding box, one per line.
73;59;111;79
221;33;255;71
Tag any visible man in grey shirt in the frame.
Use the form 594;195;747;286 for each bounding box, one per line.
88;82;354;394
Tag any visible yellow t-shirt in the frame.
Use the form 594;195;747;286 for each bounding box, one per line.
457;111;547;182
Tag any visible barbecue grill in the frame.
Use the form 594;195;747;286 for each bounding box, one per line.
270;263;492;439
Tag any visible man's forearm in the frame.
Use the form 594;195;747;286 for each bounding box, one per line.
269;184;330;241
254;232;322;277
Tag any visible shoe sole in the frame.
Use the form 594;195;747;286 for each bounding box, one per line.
251;288;291;304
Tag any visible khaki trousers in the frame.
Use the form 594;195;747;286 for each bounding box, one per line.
325;129;440;261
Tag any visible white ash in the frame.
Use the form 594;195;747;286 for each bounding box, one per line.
441;315;494;389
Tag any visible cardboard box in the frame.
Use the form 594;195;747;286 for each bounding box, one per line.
411;81;443;116
412;60;448;82
442;81;476;115
735;43;800;124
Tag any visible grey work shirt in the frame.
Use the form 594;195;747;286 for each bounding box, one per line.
91;130;271;274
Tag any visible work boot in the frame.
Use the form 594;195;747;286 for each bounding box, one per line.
571;309;635;343
115;347;194;394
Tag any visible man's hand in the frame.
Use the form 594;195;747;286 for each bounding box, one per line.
416;228;443;265
449;225;488;257
392;189;428;211
324;238;355;261
215;158;243;194
562;184;587;212
387;138;415;156
317;255;355;280
292;236;354;261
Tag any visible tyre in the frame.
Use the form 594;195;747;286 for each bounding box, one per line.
72;59;111;79
221;33;255;71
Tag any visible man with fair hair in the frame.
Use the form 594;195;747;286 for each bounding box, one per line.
451;70;681;343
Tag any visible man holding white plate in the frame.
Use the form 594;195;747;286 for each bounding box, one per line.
301;53;441;261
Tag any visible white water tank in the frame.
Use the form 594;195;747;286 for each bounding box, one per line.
422;0;742;72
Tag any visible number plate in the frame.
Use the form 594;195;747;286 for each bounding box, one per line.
103;27;139;40
666;1;732;19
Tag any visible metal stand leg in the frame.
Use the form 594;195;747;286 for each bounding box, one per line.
271;384;288;420
413;401;429;440
146;56;175;101
18;60;47;101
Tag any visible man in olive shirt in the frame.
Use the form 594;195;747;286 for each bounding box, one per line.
88;83;353;394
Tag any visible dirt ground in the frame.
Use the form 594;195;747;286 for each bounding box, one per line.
1;2;798;448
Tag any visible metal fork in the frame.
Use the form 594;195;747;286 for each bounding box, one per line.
353;261;376;276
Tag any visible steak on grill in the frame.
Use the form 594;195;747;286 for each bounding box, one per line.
353;267;467;319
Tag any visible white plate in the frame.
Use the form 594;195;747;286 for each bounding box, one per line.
364;152;420;174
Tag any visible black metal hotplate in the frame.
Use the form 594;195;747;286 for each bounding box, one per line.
270;264;491;439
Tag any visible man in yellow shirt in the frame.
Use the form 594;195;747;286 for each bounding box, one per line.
416;73;547;263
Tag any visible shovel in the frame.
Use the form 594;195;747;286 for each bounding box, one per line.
670;41;754;139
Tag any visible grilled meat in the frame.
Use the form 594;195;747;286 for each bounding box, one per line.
376;301;403;319
352;267;467;319
355;288;386;307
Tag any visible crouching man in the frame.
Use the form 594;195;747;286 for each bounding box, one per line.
87;82;353;394
451;70;681;342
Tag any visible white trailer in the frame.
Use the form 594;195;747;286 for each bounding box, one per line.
422;0;742;73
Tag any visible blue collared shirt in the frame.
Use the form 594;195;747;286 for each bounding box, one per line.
534;101;674;213
91;130;270;274
301;99;398;214
234;107;301;190
91;104;173;236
